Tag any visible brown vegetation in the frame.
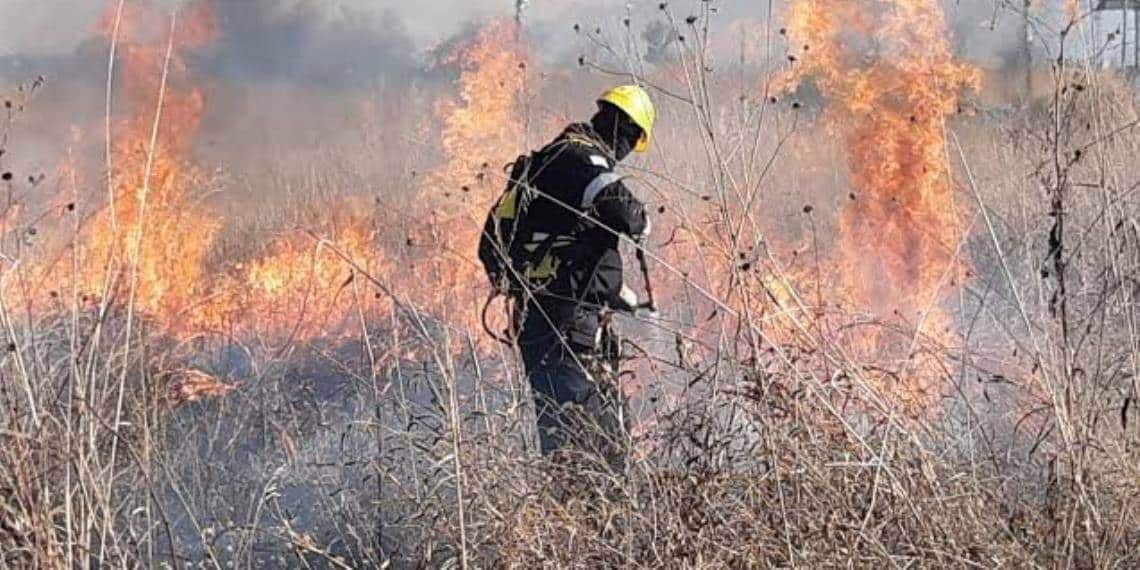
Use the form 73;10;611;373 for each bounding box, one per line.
1;0;1138;568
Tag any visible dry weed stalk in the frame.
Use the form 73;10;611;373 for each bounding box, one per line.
0;3;1138;569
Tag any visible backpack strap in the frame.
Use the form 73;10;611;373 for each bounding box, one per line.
506;132;619;288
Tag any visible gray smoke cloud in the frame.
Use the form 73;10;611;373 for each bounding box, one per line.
208;1;418;86
0;0;1106;68
0;0;103;57
0;0;1109;181
0;1;775;62
0;0;496;57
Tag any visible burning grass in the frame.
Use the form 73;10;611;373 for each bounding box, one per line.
2;0;1140;567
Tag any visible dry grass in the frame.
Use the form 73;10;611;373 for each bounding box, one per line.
2;6;1140;570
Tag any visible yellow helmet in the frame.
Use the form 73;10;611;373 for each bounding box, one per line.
598;84;656;153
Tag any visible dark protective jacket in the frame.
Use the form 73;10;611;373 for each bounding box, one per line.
479;123;648;350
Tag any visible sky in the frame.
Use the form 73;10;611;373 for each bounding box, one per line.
0;1;1128;84
0;0;771;57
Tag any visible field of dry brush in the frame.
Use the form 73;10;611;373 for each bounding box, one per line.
1;1;1139;568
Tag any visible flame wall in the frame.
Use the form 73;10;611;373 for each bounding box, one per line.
779;0;978;339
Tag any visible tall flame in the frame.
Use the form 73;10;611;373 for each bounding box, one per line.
779;0;979;405
35;0;222;326
21;1;394;343
405;20;528;333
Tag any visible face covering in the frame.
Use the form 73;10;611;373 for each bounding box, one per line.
590;103;643;162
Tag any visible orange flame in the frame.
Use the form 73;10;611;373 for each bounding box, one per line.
192;209;393;341
23;0;397;345
779;0;980;406
404;20;528;334
27;6;527;348
169;369;233;407
21;0;222;327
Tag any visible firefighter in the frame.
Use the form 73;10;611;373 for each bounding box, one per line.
478;85;655;469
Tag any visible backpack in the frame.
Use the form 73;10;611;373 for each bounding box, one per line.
479;134;606;296
478;153;542;294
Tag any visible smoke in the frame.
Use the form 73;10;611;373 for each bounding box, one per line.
0;0;779;63
0;0;1094;189
0;0;103;56
0;1;421;85
208;1;418;86
944;0;1111;69
0;0;1097;72
0;0;431;181
943;0;1030;68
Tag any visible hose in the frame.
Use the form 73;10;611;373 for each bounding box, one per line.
480;291;515;346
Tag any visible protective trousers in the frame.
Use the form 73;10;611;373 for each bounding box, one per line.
518;307;629;472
